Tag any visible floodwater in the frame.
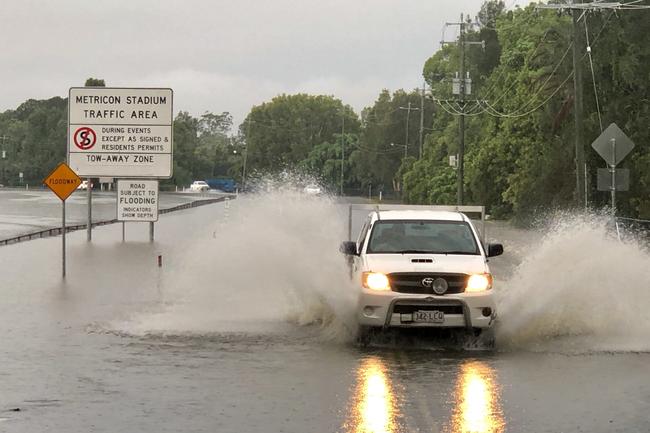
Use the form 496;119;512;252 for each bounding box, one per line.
0;189;219;239
1;190;649;433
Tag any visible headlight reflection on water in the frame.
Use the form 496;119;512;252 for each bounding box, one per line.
344;358;504;433
449;361;505;433
346;357;400;433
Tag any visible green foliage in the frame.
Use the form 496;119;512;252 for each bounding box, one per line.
170;111;235;186
3;0;650;221
84;78;106;87
405;1;650;219
241;94;360;184
298;133;360;190
0;97;67;185
354;89;436;193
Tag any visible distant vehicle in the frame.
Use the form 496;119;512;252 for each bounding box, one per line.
206;178;236;193
303;184;322;195
76;180;92;190
189;180;210;192
340;209;503;346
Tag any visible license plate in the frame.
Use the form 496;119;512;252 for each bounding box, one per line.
412;310;444;323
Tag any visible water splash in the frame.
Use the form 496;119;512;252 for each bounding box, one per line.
115;178;357;342
496;212;650;353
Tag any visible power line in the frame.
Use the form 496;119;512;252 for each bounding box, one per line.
479;7;617;119
537;1;650;11
475;29;555;105
584;12;612;133
486;41;573;116
478;71;574;118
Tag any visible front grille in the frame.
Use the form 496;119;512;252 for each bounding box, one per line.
388;272;468;294
411;258;433;263
392;304;464;315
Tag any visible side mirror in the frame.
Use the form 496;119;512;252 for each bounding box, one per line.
487;243;504;258
339;241;358;256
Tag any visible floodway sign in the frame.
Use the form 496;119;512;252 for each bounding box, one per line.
68;87;173;178
117;179;159;222
43;162;82;201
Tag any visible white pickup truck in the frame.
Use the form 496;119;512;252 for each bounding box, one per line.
340;206;503;345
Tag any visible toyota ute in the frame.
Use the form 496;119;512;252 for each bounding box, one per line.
340;209;503;345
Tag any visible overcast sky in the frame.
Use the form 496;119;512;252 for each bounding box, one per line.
2;0;527;128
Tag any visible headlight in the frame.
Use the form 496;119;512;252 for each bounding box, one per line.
362;272;391;291
465;273;493;292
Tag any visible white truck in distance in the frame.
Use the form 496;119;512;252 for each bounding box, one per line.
340;207;503;344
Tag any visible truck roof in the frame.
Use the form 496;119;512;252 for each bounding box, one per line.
373;210;467;222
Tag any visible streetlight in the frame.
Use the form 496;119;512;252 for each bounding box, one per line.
0;135;9;186
389;142;407;159
232;146;247;193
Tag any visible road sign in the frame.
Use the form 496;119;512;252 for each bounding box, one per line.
68;87;173;178
591;123;635;166
43;162;82;201
597;168;630;191
117;179;159;222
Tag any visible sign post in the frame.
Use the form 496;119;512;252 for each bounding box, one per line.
591;123;635;216
87;178;92;241
116;179;159;242
43;162;82;278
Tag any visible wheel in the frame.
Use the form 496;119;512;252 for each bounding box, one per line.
459;328;495;350
356;325;378;346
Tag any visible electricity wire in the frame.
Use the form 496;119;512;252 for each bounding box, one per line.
584;12;613;132
477;8;617;119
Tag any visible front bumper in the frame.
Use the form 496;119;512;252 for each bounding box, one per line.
357;289;496;329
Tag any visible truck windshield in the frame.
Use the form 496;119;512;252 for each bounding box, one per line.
366;220;479;255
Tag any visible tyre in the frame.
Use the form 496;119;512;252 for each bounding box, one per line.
356;325;378;346
459;327;495;350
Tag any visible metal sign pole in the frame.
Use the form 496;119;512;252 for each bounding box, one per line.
87;178;92;241
610;138;616;217
122;222;125;242
62;200;66;278
150;221;154;242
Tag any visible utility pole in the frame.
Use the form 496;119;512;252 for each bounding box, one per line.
419;82;425;159
242;117;251;191
572;5;585;206
340;108;345;196
399;102;419;159
536;1;650;206
442;14;482;205
458;14;466;206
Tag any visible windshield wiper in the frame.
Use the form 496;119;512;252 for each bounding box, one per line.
396;249;436;254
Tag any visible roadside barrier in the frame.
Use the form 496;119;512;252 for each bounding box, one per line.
0;196;233;247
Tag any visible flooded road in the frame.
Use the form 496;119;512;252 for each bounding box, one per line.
0;189;218;239
1;191;649;432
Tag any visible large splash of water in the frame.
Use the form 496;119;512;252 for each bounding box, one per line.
496;213;650;353
117;181;357;341
112;187;650;353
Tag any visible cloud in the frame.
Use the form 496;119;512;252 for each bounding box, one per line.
124;69;416;128
0;0;531;129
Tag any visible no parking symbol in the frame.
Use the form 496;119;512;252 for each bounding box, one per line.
73;127;96;150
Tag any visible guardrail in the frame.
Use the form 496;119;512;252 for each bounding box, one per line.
0;196;233;247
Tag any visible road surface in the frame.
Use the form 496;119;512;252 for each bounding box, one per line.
1;191;649;432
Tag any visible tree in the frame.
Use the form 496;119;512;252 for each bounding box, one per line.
84;78;106;87
355;89;436;195
240;94;360;182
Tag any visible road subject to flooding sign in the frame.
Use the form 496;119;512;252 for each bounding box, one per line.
117;179;159;222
